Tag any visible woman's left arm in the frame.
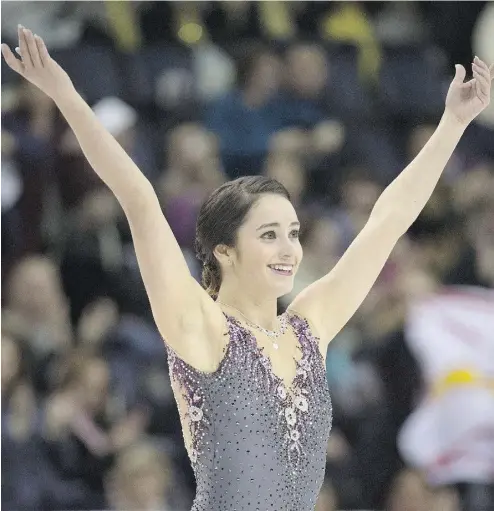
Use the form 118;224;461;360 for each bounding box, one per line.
289;58;493;347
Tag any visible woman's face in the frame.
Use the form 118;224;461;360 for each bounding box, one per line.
227;194;303;299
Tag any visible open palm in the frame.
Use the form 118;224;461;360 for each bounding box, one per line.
445;56;494;126
1;25;73;100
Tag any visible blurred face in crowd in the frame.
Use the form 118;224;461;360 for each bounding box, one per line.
286;44;328;99
220;194;303;300
251;52;282;96
239;49;282;103
1;334;21;391
75;358;110;414
453;163;494;214
108;444;171;510
7;256;66;321
304;216;343;269
167;123;219;174
341;174;382;215
264;155;307;205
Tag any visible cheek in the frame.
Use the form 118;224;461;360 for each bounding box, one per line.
241;243;273;273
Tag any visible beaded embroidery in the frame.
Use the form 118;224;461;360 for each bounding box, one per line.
165;312;333;510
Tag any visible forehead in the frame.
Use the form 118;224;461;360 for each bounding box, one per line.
243;194;298;228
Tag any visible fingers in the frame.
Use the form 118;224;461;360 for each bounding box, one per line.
472;56;491;103
24;28;42;68
473;56;491;82
1;43;25;75
34;34;50;66
472;65;489;91
490;63;494;80
4;26;48;74
17;24;33;68
453;64;466;84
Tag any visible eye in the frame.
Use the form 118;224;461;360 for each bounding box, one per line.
261;231;276;239
290;229;300;238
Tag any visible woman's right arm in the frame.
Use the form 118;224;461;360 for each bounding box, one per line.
2;27;225;360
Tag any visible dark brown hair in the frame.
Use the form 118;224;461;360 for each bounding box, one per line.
195;176;290;299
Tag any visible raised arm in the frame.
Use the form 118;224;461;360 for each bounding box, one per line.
289;58;494;347
2;27;224;362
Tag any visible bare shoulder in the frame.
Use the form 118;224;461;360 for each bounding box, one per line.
161;282;229;373
288;215;401;349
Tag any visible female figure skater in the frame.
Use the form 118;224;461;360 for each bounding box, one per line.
3;27;492;511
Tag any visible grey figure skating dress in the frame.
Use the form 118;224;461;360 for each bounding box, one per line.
165;312;333;511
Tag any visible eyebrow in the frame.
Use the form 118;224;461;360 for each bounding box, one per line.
256;221;300;231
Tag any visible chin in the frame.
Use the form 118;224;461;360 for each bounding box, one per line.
271;278;295;297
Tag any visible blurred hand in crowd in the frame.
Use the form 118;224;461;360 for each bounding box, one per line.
311;120;346;155
76;297;119;349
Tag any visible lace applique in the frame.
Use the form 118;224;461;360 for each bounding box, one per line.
166;346;211;465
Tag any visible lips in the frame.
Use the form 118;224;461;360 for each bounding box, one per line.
268;264;294;276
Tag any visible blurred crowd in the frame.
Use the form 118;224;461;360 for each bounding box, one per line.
2;2;494;511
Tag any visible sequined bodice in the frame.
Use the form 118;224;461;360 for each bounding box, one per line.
165;312;333;511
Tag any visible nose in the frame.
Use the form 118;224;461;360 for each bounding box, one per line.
278;237;295;261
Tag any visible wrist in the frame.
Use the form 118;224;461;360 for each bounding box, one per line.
441;109;469;132
51;84;78;107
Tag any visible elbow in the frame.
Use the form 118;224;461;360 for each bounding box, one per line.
370;202;410;239
119;177;157;219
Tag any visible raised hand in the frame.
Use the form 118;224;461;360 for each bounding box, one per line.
445;56;494;127
1;25;74;100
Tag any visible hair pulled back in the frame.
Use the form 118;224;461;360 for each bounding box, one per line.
195;176;290;299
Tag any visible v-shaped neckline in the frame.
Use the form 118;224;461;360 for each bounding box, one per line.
224;312;305;398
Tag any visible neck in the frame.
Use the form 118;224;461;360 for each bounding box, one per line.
217;285;279;331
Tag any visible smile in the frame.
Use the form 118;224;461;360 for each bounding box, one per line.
268;264;294;276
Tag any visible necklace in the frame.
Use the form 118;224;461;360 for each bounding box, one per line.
216;300;288;350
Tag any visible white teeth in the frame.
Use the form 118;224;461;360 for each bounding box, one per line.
270;264;293;272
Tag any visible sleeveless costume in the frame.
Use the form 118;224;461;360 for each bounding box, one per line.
165;312;333;511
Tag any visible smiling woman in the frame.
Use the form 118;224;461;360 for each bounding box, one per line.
3;22;494;511
195;175;299;306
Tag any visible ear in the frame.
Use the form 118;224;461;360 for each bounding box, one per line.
213;244;233;267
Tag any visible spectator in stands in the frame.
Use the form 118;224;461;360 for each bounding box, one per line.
331;166;384;246
1;82;59;255
56;96;156;210
263;152;308;209
41;353;149;509
105;441;178;510
157;122;225;254
1;127;24;281
204;44;284;177
280;42;334;128
203;1;298;48
1;331;51;510
281;215;344;310
3;255;73;393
